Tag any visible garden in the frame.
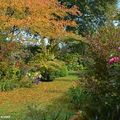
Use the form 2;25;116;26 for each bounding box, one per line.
0;0;120;120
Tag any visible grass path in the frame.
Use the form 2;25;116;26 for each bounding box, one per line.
0;75;78;119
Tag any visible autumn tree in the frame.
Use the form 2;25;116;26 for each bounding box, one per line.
0;0;79;39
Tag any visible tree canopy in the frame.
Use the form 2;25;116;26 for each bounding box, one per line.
0;0;79;39
58;0;117;35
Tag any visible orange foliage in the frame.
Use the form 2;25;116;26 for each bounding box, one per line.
0;0;79;38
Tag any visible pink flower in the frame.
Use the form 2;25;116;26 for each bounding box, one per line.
108;56;119;65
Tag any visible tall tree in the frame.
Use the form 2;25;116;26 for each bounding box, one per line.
58;0;117;36
0;0;78;39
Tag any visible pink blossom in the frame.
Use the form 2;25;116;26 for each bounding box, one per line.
108;56;119;65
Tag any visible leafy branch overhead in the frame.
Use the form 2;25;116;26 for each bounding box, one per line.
0;0;79;39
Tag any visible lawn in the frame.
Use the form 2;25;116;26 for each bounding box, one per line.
0;73;78;120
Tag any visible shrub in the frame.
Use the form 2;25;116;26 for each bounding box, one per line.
0;41;32;91
41;64;68;81
50;65;68;79
68;26;120;120
24;104;71;120
19;79;32;88
0;80;19;91
68;86;90;110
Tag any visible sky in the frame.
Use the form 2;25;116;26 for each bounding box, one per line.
117;0;120;10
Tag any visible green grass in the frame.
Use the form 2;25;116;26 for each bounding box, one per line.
0;73;78;120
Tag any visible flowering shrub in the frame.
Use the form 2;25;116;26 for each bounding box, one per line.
69;27;120;120
108;47;120;65
0;41;32;91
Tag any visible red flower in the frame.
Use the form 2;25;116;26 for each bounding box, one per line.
108;57;119;65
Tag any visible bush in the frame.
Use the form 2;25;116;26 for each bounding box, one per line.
0;41;33;91
0;80;19;91
41;65;68;81
68;86;90;110
24;104;71;120
68;27;120;120
19;79;32;88
0;81;12;91
50;65;68;79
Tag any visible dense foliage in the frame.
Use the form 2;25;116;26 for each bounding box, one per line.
58;0;116;36
0;0;78;39
0;40;33;91
0;0;75;91
0;0;120;120
24;104;72;120
0;37;69;90
68;27;120;120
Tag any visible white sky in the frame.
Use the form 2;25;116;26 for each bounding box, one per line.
117;0;120;10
